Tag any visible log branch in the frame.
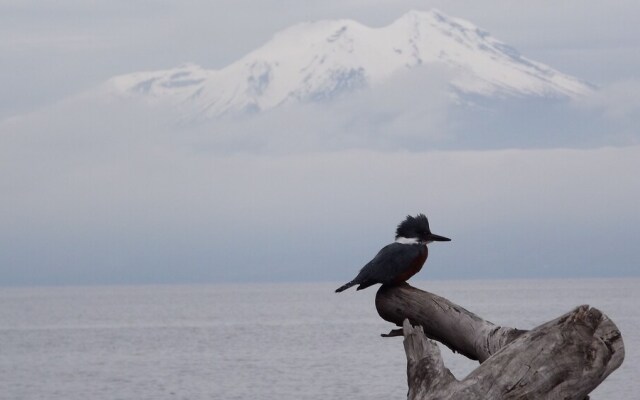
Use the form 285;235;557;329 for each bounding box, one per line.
378;283;625;399
376;282;525;362
402;319;457;399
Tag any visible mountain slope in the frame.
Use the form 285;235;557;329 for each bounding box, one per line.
106;9;592;119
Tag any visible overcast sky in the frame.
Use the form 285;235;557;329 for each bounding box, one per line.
1;1;639;285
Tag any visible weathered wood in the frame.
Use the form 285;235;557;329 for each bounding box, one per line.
376;283;525;362
378;284;625;399
402;319;456;400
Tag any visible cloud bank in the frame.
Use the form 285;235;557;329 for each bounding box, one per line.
1;84;639;284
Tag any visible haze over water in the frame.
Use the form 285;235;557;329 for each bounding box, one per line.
1;278;637;399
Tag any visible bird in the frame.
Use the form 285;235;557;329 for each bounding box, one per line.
335;214;450;293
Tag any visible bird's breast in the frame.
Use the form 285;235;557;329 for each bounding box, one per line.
392;246;428;283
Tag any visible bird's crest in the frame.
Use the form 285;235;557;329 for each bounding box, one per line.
395;214;430;239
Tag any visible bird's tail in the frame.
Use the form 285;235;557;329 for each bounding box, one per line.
335;280;357;293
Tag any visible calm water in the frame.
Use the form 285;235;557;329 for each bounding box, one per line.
1;279;637;399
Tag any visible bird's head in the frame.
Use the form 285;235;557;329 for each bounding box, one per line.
395;214;451;244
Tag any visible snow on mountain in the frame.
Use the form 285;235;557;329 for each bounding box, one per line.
106;9;592;119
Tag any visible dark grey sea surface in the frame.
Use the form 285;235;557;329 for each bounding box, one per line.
1;278;637;399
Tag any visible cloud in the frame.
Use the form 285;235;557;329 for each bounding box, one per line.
578;79;640;119
82;60;634;156
193;67;455;154
2;92;640;284
572;79;640;145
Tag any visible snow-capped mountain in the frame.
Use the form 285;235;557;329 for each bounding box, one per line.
107;9;592;119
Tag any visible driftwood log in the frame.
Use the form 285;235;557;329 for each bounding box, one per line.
375;283;624;400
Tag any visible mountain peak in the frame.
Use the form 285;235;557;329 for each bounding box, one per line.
397;8;448;21
107;10;592;119
394;8;479;31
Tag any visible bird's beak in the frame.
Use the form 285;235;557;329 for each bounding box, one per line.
427;233;451;242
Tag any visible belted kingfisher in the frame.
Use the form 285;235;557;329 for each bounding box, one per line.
335;214;450;293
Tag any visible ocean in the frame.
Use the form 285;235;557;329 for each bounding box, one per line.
1;278;637;399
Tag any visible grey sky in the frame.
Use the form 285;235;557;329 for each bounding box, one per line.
1;1;639;285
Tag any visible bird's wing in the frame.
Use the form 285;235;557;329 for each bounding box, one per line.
355;243;424;284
